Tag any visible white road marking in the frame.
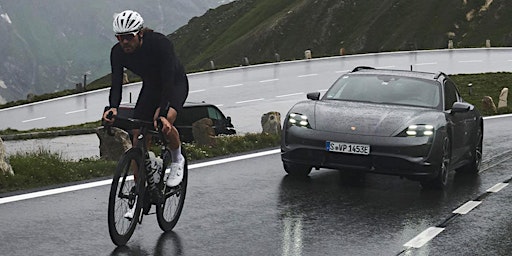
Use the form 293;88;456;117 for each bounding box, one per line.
453;201;482;214
215;104;224;107
298;74;318;78
414;62;438;66
190;89;206;93
404;227;445;248
0;149;281;205
65;109;87;115
458;60;483;63
224;83;243;88
486;183;508;193
276;92;304;98
236;98;265;104
21;117;46;123
484;113;512;119
260;78;279;83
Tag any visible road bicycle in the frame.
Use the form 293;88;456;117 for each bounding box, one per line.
105;113;188;246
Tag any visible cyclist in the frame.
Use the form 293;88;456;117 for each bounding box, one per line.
103;10;189;196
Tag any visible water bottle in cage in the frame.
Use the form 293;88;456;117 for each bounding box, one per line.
145;151;163;190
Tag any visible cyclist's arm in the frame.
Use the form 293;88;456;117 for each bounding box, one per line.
109;45;124;109
156;36;181;118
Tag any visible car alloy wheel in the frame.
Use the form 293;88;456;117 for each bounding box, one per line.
421;136;450;189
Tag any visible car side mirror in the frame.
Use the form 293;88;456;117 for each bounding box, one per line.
307;92;320;100
451;102;473;113
226;116;233;125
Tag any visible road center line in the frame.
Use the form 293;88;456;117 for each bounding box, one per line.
259;78;279;83
452;200;482;214
403;227;445;248
276;92;304;98
298;74;318;78
486;182;508;193
224;83;243;88
190;89;206;93
458;60;483;63
65;109;87;115
21;117;46;123
414;62;438;66
236;98;265;104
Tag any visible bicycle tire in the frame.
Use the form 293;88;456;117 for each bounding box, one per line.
156;148;188;231
108;148;146;245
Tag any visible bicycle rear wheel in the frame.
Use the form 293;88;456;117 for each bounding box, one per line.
156;148;188;231
108;148;146;245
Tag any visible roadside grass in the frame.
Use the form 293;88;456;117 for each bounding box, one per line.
451;72;512;115
0;133;280;194
0;148;117;193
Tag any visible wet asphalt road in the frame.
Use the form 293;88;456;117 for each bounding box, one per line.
1;117;512;255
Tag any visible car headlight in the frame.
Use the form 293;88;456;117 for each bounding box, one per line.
288;113;311;128
398;124;434;137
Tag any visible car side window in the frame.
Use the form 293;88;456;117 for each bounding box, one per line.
444;80;459;110
207;107;223;120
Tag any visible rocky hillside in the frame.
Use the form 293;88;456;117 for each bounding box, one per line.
0;0;232;103
169;0;512;71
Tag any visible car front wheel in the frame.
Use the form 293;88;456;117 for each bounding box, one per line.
283;162;312;177
421;136;450;189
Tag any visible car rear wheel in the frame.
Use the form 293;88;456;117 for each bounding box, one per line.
283;162;312;177
421;136;450;189
456;128;483;174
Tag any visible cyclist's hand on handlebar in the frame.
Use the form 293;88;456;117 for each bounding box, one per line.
155;116;172;135
103;108;117;124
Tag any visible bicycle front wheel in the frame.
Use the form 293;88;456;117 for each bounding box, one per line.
156;148;188;231
108;148;146;246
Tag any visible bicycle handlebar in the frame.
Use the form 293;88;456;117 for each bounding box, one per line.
104;111;167;144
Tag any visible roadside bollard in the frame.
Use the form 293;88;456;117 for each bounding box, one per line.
305;50;312;59
468;83;472;96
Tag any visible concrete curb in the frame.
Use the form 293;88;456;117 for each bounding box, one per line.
0;128;97;141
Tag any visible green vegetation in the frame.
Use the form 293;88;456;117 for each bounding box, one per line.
0;148;116;194
451;72;512;115
0;133;280;194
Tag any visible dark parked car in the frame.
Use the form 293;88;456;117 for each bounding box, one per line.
281;66;483;189
115;101;236;142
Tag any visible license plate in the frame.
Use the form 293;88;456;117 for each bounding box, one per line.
326;141;370;155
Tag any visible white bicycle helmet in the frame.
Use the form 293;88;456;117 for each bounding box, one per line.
113;10;144;34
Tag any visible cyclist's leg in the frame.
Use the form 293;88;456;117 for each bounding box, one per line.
164;76;188;160
159;77;188;186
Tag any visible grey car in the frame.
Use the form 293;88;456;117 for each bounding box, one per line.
281;66;483;189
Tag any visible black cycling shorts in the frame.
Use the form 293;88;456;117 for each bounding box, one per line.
133;77;189;122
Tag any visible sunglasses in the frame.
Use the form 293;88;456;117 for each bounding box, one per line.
115;31;139;41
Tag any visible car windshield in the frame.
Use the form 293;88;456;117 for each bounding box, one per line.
323;74;441;108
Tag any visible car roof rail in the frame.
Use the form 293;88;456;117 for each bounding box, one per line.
351;66;375;72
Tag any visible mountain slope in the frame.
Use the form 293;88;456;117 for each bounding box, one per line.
0;0;232;103
169;0;512;71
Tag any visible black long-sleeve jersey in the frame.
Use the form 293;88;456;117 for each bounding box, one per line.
109;31;189;119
